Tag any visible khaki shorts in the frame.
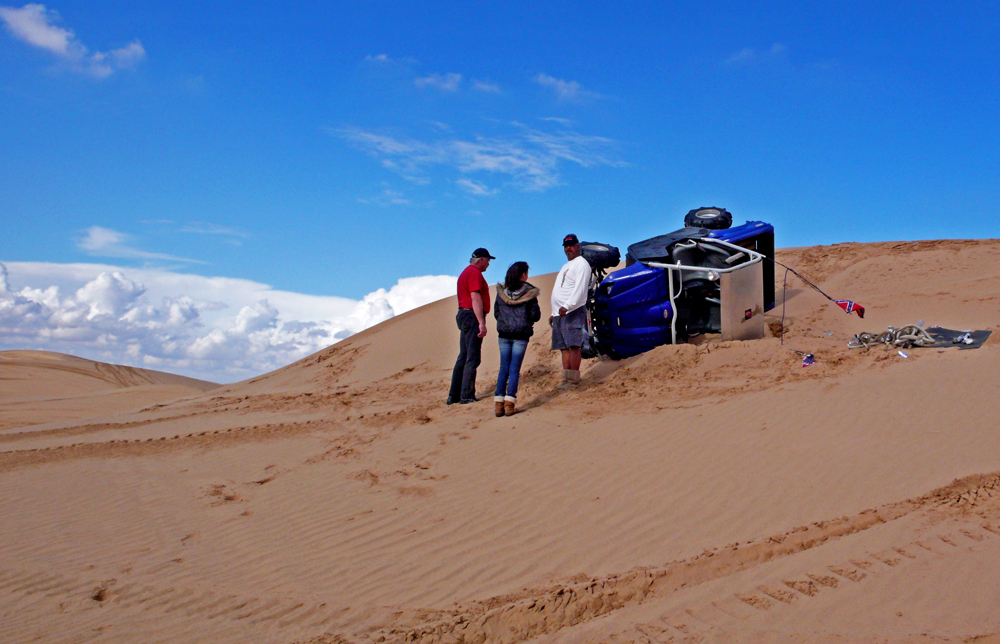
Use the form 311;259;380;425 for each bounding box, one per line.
551;306;587;350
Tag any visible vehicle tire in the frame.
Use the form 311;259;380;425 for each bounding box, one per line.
684;207;732;230
580;242;621;272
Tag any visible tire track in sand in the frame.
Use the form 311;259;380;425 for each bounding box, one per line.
344;472;1000;644
0;563;362;643
0;419;334;470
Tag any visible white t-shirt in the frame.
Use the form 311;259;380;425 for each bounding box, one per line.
551;255;591;314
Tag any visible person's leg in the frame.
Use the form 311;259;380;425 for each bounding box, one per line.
494;338;512;415
461;332;483;401
553;317;573;387
559;348;581;386
505;339;528;398
563;308;585;384
567;346;582;371
448;312;470;402
495;338;512;397
503;339;528;415
450;311;477;402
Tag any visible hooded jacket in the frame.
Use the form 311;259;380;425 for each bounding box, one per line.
493;282;542;341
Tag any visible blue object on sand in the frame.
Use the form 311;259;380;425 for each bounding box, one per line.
590;219;775;360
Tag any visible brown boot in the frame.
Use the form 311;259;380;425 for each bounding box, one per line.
494;397;505;417
504;397;517;416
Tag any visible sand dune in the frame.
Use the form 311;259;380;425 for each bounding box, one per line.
1;239;999;644
0;350;218;432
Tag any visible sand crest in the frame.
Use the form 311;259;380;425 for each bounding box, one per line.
0;350;218;433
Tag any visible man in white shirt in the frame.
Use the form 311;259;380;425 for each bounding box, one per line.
550;234;591;387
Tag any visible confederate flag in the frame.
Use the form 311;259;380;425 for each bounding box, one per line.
836;300;865;318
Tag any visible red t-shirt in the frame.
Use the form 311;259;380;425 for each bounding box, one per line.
456;264;490;314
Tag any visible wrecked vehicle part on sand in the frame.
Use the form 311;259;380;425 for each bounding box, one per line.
586;216;776;360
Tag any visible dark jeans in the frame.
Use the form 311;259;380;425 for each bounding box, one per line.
449;309;483;400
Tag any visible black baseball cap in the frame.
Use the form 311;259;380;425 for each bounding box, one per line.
472;248;495;259
562;234;580;247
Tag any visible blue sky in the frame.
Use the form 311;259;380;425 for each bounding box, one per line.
2;1;999;381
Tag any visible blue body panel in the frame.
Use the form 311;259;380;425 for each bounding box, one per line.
591;263;675;360
707;220;774;244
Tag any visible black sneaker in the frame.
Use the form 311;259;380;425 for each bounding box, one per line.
459;397;477;404
446;396;459;405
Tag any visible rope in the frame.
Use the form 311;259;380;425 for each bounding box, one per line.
847;324;936;350
779;268;790;346
772;258;862;347
777;262;831;347
772;259;838;304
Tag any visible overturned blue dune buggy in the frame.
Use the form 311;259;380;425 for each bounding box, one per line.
579;208;776;360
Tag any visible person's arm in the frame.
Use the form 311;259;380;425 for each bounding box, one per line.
471;291;487;338
563;261;590;313
553;268;569;317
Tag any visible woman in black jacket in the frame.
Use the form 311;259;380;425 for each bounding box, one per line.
493;261;542;417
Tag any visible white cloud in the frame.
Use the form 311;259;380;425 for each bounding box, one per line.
0;2;72;53
179;222;250;240
534;73;601;101
726;47;756;65
0;261;456;383
364;53;416;66
344;129;445;161
78;226;205;263
340;123;624;192
233;299;278;334
78;226;126;251
357;188;412;206
456;178;497;196
352;297;394;330
519;128;622;169
415;72;462;92
472;79;502;94
75;271;145;319
0;3;146;78
725;43;788;66
360;275;455;316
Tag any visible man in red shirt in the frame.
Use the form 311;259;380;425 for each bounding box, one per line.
447;247;494;405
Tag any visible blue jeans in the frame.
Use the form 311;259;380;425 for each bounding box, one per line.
495;338;528;398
